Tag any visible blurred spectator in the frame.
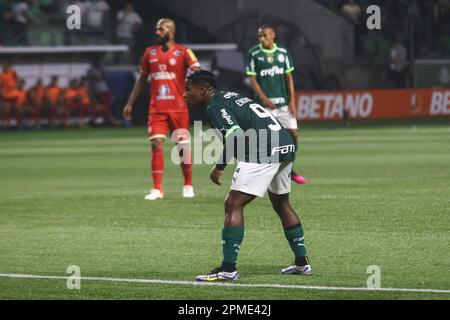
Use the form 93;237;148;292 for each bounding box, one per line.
43;75;63;127
14;79;30;128
0;75;29;128
73;0;87;19
341;0;362;25
388;37;408;88
392;0;409;20
27;0;45;25
0;0;14;45
38;0;55;15
11;0;30;45
61;78;83;126
341;0;363;54
87;60;121;125
0;61;19;127
84;0;110;43
433;0;450;33
77;76;93;123
116;2;142;63
408;0;427;56
27;78;45;127
0;61;19;101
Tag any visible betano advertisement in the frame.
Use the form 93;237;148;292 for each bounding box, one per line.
296;88;450;121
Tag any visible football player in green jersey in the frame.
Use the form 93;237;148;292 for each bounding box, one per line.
246;24;308;185
184;70;312;282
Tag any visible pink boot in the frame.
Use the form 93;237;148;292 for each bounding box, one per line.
291;173;308;185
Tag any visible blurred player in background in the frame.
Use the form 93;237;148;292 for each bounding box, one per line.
77;76;94;125
123;18;201;200
0;61;19;128
246;25;308;185
12;79;29;128
28;79;45;127
43;75;63;128
62;79;81;126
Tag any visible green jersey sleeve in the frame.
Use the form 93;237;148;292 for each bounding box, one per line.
245;50;257;76
285;50;295;74
207;105;241;140
207;104;244;171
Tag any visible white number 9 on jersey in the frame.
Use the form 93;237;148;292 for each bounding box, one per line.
249;103;282;131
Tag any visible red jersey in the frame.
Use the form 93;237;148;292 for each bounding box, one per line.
140;43;200;113
0;69;18;95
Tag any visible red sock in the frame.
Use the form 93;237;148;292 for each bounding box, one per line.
152;146;164;191
179;145;192;186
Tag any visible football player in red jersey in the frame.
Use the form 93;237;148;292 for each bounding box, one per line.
123;18;201;200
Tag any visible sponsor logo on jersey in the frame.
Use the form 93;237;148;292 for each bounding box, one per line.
220;108;234;125
269;97;286;105
152;64;177;80
278;54;285;63
235;97;252;106
224;92;239;99
271;144;296;155
173;49;182;56
169;58;177;65
150;58;158;63
150;49;157;55
260;66;284;77
159;84;170;95
156;84;175;100
152;72;177;80
257;57;264;62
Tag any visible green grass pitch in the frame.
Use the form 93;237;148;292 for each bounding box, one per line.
0;125;449;300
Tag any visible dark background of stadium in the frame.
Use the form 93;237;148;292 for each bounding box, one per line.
1;0;449;126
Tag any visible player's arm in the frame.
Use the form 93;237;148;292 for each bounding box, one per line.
285;72;296;116
246;51;275;109
191;65;201;72
185;48;201;72
248;76;275;109
123;51;150;120
207;107;243;185
210;128;244;185
284;51;296;116
123;74;147;120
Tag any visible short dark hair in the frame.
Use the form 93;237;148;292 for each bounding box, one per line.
186;70;216;89
258;24;275;32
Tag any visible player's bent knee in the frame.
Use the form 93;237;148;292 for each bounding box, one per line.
269;192;291;212
224;197;236;213
151;138;165;150
224;196;244;213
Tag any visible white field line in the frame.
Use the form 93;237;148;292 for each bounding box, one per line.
0;273;449;294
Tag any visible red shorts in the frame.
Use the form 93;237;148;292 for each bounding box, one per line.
147;112;190;143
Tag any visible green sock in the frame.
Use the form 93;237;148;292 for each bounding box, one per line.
222;225;244;265
284;224;308;258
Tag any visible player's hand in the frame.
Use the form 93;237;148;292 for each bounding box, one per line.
288;101;297;117
262;97;276;109
210;167;223;185
123;103;133;120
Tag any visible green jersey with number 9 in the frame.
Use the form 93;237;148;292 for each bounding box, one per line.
206;91;296;166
